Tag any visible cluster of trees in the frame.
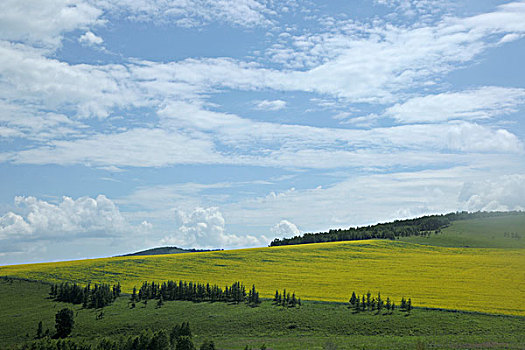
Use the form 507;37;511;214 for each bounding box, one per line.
272;289;301;308
35;307;75;342
348;291;412;314
129;280;261;307
503;232;522;239
49;282;121;309
24;322;215;350
269;211;523;246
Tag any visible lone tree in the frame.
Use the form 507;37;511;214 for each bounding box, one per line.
55;308;74;338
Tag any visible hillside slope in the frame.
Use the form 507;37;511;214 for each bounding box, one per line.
399;214;525;248
1;239;524;316
2;278;524;350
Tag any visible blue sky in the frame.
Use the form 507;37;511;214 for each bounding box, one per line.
1;0;525;265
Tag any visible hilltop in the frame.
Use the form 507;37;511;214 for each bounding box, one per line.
120;246;223;257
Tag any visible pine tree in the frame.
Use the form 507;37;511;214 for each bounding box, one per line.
200;340;216;350
349;292;357;307
157;295;164;308
36;321;43;339
407;298;412;313
55;308;74;338
377;292;383;313
176;336;196;350
131;287;137;303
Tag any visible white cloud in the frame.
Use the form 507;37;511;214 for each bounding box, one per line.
0;0;102;49
0;100;86;141
0;0;271;52
445;122;523;153
0;41;144;120
254;99;287;111
160;207;261;248
224;165;525;231
0;195;146;241
78;31;103;46
271;219;300;237
106;0;274;27
8;104;522;169
385;87;525;123
459;174;525;212
10;128;222;167
262;2;525;101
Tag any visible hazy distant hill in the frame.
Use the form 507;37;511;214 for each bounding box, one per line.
121;246;222;257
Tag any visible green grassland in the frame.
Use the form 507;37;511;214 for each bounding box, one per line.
1;239;524;316
1;279;524;350
399;214;525;248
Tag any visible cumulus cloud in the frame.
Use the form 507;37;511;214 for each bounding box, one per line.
0;0;102;49
0;195;147;240
78;31;103;46
459;174;525;212
161;207;261;248
254;99;287;111
271;220;300;238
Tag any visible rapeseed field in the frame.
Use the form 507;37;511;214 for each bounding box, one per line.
1;240;523;316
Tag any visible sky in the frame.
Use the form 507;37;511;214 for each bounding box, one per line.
1;0;525;265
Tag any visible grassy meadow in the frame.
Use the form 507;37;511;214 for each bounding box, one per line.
1;278;524;350
1;239;524;316
399;214;525;248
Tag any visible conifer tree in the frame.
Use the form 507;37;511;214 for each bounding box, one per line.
36;321;43;339
349;292;357;306
157;295;164;308
131;287;137;303
55;308;74;338
200;340;216;350
377;292;383;313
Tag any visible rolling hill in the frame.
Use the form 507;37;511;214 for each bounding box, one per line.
1;214;524;316
120;246;223;256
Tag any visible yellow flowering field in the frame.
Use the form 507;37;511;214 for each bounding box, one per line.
1;240;523;316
